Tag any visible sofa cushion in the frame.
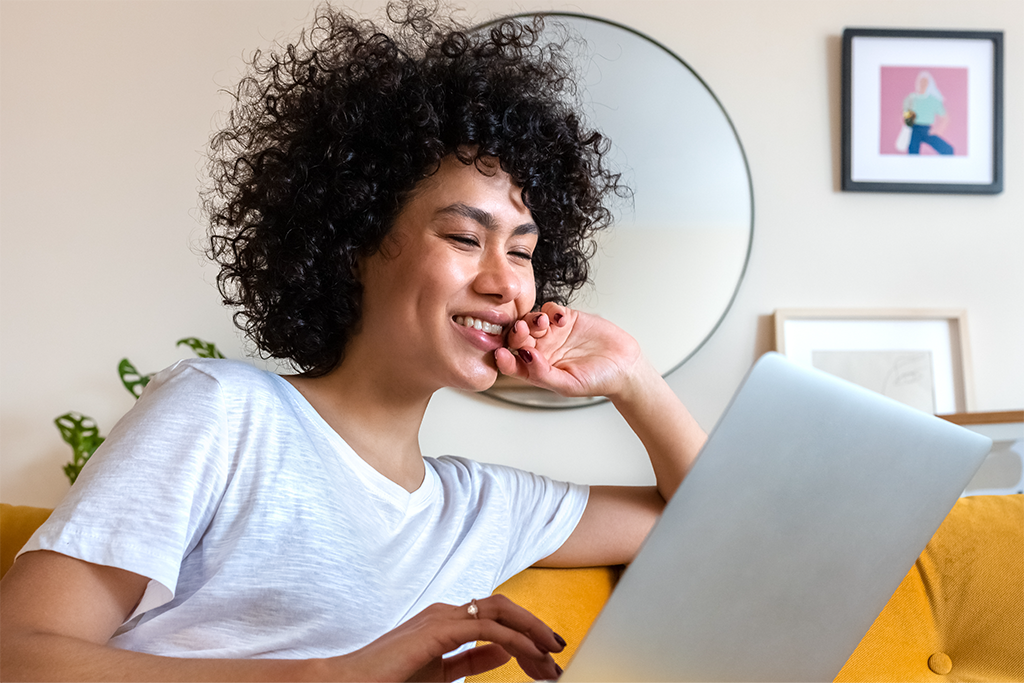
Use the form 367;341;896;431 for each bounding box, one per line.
0;503;52;578
836;494;1023;682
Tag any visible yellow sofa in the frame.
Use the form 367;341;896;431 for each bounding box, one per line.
2;495;1021;682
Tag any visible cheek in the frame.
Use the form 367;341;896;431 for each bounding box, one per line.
518;272;538;315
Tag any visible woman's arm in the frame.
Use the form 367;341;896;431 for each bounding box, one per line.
496;303;707;566
606;357;707;501
1;551;564;682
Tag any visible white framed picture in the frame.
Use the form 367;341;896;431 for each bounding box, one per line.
773;309;973;414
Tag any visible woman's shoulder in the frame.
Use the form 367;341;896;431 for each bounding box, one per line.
143;358;287;403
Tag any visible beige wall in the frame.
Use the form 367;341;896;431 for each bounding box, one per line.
2;0;1021;507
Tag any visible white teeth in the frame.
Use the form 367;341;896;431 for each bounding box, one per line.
454;316;503;336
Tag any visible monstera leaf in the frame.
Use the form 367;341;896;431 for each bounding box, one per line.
57;337;226;484
176;337;225;359
118;359;153;399
54;412;106;485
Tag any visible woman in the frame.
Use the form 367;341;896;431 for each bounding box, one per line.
903;71;954;155
0;4;706;681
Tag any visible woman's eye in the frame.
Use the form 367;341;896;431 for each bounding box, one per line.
447;235;479;248
510;249;533;262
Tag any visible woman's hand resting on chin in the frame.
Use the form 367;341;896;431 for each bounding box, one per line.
494;302;652;400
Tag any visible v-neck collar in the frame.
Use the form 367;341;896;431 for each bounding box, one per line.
272;373;437;513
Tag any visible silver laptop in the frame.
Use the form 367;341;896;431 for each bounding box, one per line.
562;352;991;682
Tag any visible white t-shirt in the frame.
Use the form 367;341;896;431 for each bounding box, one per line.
22;359;589;659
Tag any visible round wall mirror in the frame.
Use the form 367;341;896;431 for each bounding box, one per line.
482;13;754;408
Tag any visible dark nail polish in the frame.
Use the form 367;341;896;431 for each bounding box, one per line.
554;632;567;649
520;349;533;363
553;313;564;324
555;663;564;677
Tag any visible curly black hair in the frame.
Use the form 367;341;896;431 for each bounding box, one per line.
205;1;624;376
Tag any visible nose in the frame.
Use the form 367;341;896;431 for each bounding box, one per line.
473;249;523;303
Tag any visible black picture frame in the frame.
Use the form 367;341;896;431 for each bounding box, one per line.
841;28;1003;194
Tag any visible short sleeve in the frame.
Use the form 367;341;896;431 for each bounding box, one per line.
488;463;589;585
20;360;230;615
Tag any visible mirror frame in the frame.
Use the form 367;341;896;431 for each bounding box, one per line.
476;12;755;409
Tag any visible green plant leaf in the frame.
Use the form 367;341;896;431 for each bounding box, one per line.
118;358;152;399
55;337;228;486
176;337;225;359
54;412;105;485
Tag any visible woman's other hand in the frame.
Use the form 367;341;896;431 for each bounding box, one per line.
342;594;564;682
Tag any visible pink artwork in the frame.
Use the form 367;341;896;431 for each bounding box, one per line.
879;66;968;156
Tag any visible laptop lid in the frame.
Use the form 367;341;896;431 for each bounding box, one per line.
562;352;991;682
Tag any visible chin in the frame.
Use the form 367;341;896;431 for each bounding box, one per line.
466;371;500;394
452;362;499;394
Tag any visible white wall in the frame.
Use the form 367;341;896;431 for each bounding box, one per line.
2;0;1021;507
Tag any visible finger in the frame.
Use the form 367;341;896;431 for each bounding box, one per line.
518;655;564;681
428;616;555;672
505;319;537;350
496;345;566;393
445;645;563;683
494;347;523;378
524;311;550;336
540;302;569;327
352;600;553;682
510;345;556;388
499;339;583;396
471;595;565;655
439;643;512;682
407;657;443;683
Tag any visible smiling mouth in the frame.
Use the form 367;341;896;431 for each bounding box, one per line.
453;315;504;336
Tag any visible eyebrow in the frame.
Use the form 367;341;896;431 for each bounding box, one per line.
437;203;538;236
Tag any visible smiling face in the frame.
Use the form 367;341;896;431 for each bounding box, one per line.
352;156;538;394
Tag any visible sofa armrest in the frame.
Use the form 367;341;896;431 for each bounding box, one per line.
0;503;53;578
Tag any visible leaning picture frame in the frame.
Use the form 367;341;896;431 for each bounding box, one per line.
773;309;973;414
841;28;1003;194
941;411;1024;496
